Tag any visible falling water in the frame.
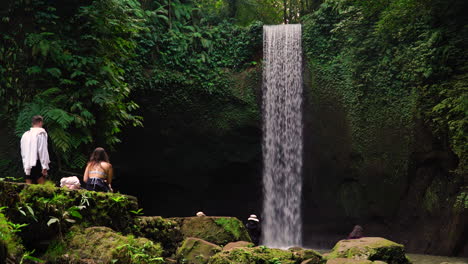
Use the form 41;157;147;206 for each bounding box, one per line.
262;24;303;248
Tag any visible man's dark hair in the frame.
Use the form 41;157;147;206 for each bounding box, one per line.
31;115;43;125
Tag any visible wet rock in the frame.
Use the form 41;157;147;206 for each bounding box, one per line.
328;237;411;264
223;241;253;251
170;216;251;245
176;237;222;264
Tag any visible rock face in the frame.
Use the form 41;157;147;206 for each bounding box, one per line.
176;237;222;264
208;247;322;264
45;226;163;264
327;237;411;264
170;216;252;245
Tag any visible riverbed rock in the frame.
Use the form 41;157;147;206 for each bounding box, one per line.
223;241;253;251
45;226;162;264
327;237;410;264
176;237;222;264
208;246;322;264
169;216;251;245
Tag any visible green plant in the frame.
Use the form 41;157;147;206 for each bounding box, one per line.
20;250;44;264
270;258;282;264
111;195;128;204
17;204;38;222
130;208;145;215
114;240;164;264
7;222;28;233
47;204;86;240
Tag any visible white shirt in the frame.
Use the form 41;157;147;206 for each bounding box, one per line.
20;127;50;175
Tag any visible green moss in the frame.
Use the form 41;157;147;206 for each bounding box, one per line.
172;217;251;245
176;237;221;264
422;179;444;214
0;181;138;251
136;216;183;256
208;246;318;264
0;209;23;257
214;217;245;241
43;240;66;262
45;226;163;264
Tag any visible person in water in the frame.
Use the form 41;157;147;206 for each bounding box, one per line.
20;115;50;184
347;225;363;239
83;147;113;192
246;214;261;245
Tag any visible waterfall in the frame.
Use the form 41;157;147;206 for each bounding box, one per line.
261;24;303;248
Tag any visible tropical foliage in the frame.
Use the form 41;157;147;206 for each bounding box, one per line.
303;0;467;174
0;0;466;180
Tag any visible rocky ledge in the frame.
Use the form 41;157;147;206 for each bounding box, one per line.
0;181;413;264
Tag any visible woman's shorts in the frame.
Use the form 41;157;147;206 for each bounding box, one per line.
85;177;110;192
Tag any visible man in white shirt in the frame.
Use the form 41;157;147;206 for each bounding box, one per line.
20;115;50;184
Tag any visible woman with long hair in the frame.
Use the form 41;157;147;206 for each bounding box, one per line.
83;147;113;192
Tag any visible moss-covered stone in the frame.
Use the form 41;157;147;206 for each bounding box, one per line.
170;217;251;245
290;248;323;263
208;246;322;264
176;237;221;264
327;238;410;264
135;216;183;256
45;226;163;264
0;181;138;251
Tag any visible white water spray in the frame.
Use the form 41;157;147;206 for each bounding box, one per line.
262;24;303;248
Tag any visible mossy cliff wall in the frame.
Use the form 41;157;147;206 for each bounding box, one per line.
301;0;467;257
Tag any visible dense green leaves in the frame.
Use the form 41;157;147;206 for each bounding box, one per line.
0;0;143;171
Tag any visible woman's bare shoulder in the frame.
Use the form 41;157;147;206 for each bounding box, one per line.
100;161;112;169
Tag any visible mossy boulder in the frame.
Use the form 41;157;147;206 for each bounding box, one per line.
222;241;254;251
176;237;222;264
45;226;163;264
0;181;138;251
327;237;410;264
170;217;251;245
208;246;322;264
135;216;183;256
